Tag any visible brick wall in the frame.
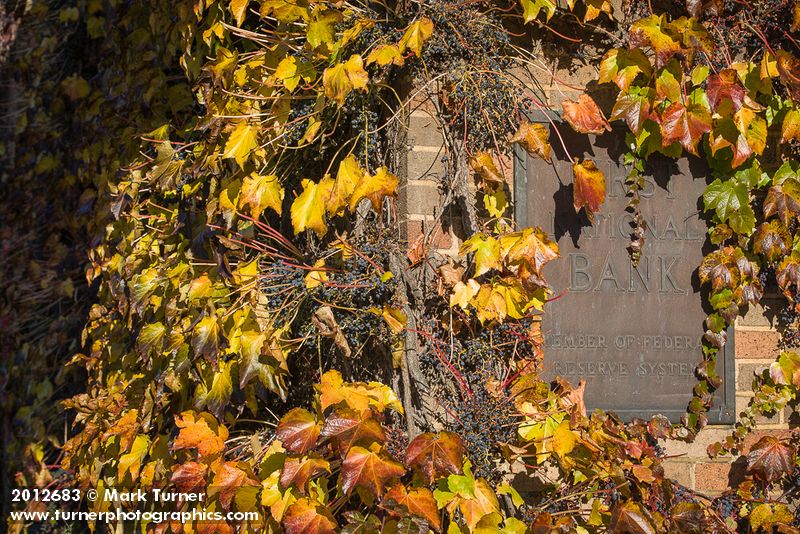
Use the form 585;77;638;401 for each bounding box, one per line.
400;79;792;496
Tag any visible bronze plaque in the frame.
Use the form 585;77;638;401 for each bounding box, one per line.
514;120;735;423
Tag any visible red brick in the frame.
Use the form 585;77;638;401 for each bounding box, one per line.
734;330;781;360
741;430;788;454
694;462;734;491
404;220;452;250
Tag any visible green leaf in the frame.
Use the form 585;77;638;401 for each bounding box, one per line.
703;179;755;235
519;0;557;23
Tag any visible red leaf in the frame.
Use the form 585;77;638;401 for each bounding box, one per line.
405;432;465;484
381;484;441;531
320;408;386;455
561;94;611;135
746;436;795;483
276;408;322;454
706;69;745;113
659;101;712;155
341;446;406;497
283;498;338;534
210;461;257;511
171;461;207;493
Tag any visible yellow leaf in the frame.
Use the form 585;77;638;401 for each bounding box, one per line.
460;233;501;277
304;259;328;288
274;56;299;92
223;121;259;168
469;152;504;184
450;279;481;309
366;44;405;66
483;186;507;218
118;434;150;482
316;370;404;414
348;166;399;212
291;178;329;237
380;306;407;333
399;17;434;57
307;11;342;49
233;259;260;286
551;420;577;456
327;155;364;215
322;55;368;106
230;0;249;25
239;173;284;218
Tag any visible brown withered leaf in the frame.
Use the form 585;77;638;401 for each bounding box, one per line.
276;407;322;454
562;94;611;135
405;431;465;484
763;182;800;226
753;220;791;262
340;445;406;497
312;306;351;358
381;484;441;531
669;502;707;533
746;436;795;483
510;121;551;162
572;160;606;221
283;498;338;534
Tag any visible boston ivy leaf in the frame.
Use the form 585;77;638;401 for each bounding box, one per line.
598;48;653;92
283;498;338;534
753;220;790;262
510;120;551;162
341;445;406;497
628;15;681;68
670;16;713;55
460;233;502;277
322;55;368;106
198;360;234;420
702;178;755;235
610;86;653;134
706;69;745;114
609;501;656;534
572;159;606;220
348;166;399;212
770;350;800;387
501;227;560;279
469;152;504;184
316;370;404;415
223;121;259;168
280;454;331;493
381;484;441;531
777;50;800;102
398;17;434;57
777;255;800;300
655;60;683;102
749;503;794;533
230;0;249;26
746;436;795;483
173;411;228;460
276;408;322;454
260;0;309;23
171;461;208;493
210;461;258;511
659;100;712;155
291;178;329;237
519;0;557;22
583;0;612;22
320;408;386;455
764;181;800;225
306;11;342;50
366;44;404;67
708;117;753;169
327;155;363;216
406;432;465;484
781;108;800;143
561;94;611;135
117;434;150;483
192;315;220;363
239;173;283;219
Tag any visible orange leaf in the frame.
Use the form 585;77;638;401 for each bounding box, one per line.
510;121;551;162
381;484;441;531
280;455;330;493
405;432;464;484
572;160;606;221
276;408;322;454
561;94;610;135
173;412;228;460
283;498;338;534
659;101;711;155
210;461;258;511
340;446;406;497
468;152;504;184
